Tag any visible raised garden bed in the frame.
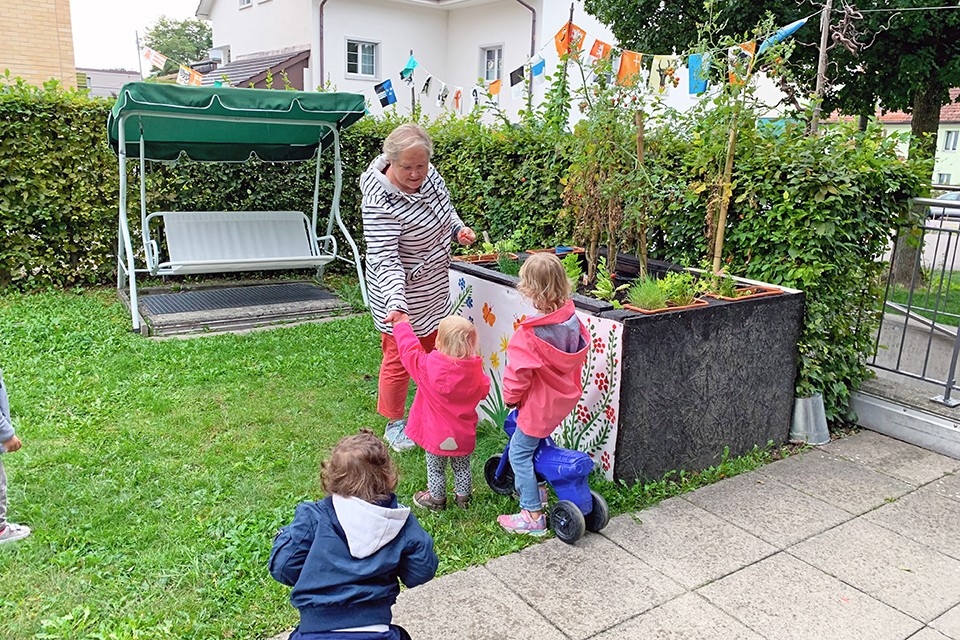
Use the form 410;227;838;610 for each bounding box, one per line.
448;254;804;484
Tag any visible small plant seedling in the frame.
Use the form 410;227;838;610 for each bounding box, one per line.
562;252;584;290
626;275;667;310
590;257;628;306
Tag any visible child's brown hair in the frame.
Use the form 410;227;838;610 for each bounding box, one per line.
436;315;479;359
321;429;398;503
517;252;572;314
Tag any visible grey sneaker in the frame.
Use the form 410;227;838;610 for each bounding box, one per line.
384;419;415;452
413;490;447;511
0;523;31;544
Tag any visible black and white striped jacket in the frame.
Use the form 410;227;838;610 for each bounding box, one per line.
360;154;465;336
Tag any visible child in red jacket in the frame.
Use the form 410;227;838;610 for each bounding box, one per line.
498;252;589;535
390;314;490;510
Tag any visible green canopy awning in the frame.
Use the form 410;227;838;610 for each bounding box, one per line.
108;82;367;162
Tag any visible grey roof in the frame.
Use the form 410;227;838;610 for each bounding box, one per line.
201;49;309;87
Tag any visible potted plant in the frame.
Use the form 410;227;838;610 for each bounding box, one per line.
622;270;708;314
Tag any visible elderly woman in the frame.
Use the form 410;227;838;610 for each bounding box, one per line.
360;123;476;451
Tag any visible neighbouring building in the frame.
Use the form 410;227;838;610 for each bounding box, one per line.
76;68;141;98
0;0;76;88
195;0;620;120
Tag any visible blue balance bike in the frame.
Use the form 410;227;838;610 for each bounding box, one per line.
484;409;610;543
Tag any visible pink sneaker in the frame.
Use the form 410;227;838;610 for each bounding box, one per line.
497;509;547;536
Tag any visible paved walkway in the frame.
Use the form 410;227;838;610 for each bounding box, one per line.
269;430;960;640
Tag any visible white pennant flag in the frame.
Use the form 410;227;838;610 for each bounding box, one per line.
141;46;168;70
435;82;449;108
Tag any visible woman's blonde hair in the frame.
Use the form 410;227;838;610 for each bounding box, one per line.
321;429;398;503
517;252;571;314
436;315;479;359
382;123;434;163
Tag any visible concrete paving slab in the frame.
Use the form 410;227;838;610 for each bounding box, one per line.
865;488;960;561
910;628;954;640
591;592;764;640
697;552;923;640
600;498;776;589
931;604;960;639
484;534;685;640
392;566;567;640
819;430;960;485
682;472;851;548
790;518;960;622
757;449;914;514
930;473;960;503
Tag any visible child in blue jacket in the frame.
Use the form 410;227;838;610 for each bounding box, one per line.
269;429;438;640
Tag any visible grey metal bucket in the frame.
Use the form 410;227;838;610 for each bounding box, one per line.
790;393;830;445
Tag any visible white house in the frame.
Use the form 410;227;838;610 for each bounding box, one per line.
194;0;624;120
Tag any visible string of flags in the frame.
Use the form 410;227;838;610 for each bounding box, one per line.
141;45;203;86
373;16;809;111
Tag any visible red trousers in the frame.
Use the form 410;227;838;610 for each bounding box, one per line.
378;330;437;420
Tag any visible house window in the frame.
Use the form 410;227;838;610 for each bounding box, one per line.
944;130;959;152
938;173;952;185
346;40;377;78
481;46;503;83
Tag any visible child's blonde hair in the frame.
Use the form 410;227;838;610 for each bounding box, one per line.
436;315;479;359
321;429;398;503
517;252;571;314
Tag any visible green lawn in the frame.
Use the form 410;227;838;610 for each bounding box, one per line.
886;270;960;327
0;287;786;639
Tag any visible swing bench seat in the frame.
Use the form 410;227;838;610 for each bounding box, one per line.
146;210;337;276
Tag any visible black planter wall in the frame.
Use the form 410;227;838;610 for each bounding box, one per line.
601;292;804;483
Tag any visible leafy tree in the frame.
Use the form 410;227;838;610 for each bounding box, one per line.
143;17;212;77
584;0;960;158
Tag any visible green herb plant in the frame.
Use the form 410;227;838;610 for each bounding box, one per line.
589;256;628;307
561;252;584;291
626;275;666;310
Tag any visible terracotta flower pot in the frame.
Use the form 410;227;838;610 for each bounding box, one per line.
705;285;783;301
622;298;710;315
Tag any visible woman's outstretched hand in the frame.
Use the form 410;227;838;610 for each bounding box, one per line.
457;227;476;246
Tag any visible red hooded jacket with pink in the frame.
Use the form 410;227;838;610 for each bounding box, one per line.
393;321;490;456
502;300;589;438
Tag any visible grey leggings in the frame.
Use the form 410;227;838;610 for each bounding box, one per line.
425;452;472;498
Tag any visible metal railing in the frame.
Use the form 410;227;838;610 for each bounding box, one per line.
871;186;960;406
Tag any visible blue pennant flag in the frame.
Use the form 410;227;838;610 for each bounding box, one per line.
374;78;397;107
400;55;418;83
758;18;808;55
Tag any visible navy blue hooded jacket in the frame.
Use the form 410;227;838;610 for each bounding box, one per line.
269;494;438;633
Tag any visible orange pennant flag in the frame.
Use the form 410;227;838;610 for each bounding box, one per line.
616;50;645;86
588;39;612;61
554;21;586;56
727;41;756;85
488;79;502;96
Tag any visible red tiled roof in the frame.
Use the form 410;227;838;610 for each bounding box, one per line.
824;88;960;124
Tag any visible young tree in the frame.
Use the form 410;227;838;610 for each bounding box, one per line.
143;17;212;78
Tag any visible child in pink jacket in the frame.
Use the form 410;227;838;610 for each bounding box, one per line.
390;314;490;510
498;252;589;535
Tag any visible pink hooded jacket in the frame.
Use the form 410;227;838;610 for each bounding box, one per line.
502;300;590;438
393;322;491;456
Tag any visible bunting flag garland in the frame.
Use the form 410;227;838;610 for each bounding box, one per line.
688;53;710;94
372;15;810;112
588;39;612;63
727;41;756;85
176;65;203;86
509;66;525;99
649;55;679;93
530;56;546;86
374;78;398;107
554;21;586;56
400;54;418;84
436;83;449;107
757;18;808;55
141;46;168;70
616;50;645;86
